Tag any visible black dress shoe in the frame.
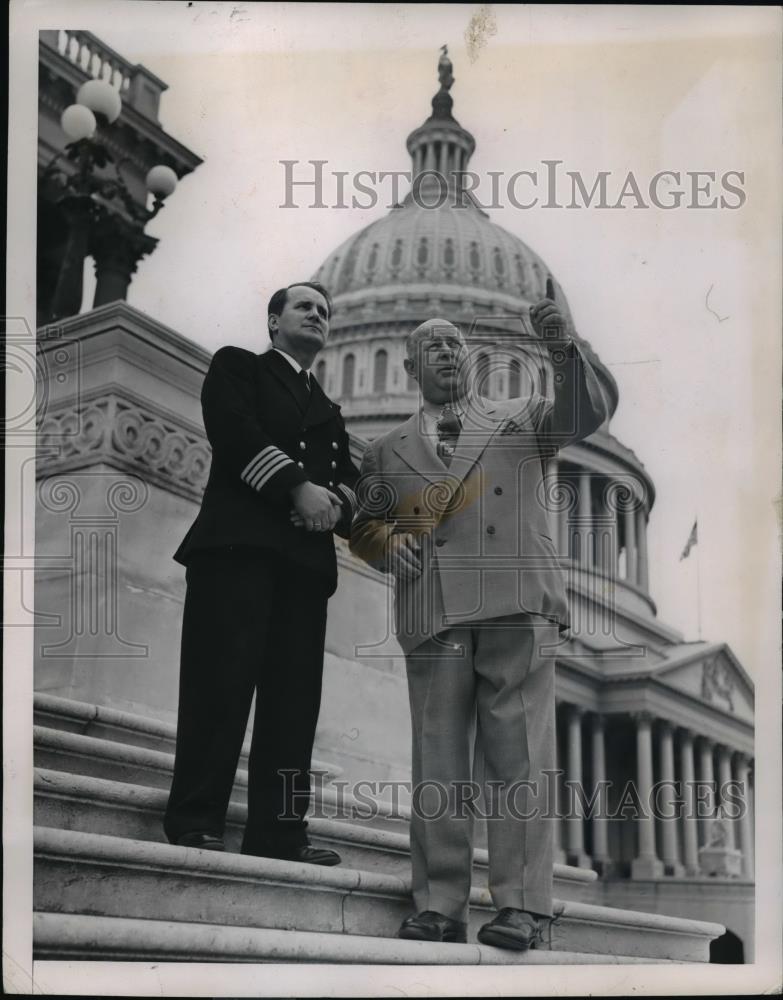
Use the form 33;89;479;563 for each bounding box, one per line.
253;844;342;866
173;831;225;851
477;908;544;951
398;910;468;943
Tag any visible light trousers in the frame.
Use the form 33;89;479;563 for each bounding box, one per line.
405;613;557;922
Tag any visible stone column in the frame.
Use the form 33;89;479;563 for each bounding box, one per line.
47;199;92;322
553;707;566;864
636;506;649;591
717;745;737;848
624;501;637;584
678;729;700;875
558;464;571;558
565;705;591;868
578;470;592;569
698;737;716;845
734;753;754;878
91;222;158;309
590;713;611;874
547;456;563;555
658;721;684;875
631;712;664;878
438;140;449;179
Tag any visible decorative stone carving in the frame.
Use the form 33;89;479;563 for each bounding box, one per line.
702;657;735;711
699;812;742;877
37;393;210;501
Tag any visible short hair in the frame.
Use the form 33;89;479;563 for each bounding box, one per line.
268;282;333;326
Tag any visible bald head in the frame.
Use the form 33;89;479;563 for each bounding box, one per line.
405;318;463;358
403;318;467;405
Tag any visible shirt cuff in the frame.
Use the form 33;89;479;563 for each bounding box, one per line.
335;483;358;519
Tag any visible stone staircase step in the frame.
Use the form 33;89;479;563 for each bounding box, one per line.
33;724;408;832
33;691;343;779
33;912;672;964
34;828;723;961
34;767;597;899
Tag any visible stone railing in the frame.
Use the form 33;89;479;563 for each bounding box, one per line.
40;29;168;122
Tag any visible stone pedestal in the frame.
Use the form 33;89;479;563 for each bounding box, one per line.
698;846;743;878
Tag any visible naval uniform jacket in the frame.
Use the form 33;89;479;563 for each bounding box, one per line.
349;341;608;653
175;346;359;595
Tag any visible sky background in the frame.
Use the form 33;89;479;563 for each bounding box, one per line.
37;4;783;677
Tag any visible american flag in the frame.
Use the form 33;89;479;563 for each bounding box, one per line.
679;519;698;561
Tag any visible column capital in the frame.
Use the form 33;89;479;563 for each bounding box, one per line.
698;735;715;750
631;710;655;726
566;703;586;721
676;725;695;743
733;751;753;769
657;718;674;736
591;710;607;729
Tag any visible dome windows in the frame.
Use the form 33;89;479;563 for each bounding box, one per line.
416;236;430;276
442;237;456;278
493;247;506;287
389;238;404;277
365;242;379;282
342;353;356;398
508;357;521;398
373;348;388;394
469;241;482;281
531;260;545;297
514;253;527;294
475;350;491;396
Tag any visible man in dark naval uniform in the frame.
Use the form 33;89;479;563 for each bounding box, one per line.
164;281;359;866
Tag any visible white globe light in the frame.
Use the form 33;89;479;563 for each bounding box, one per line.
60;103;97;141
145;165;178;198
76;79;122;123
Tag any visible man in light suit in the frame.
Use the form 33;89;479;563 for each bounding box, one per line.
350;289;607;949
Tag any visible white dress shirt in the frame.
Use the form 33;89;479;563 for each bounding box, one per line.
273;347;310;388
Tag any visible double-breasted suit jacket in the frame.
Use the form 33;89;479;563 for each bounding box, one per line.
175;346;358;594
350;341;607;651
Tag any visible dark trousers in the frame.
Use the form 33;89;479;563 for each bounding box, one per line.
163;547;330;853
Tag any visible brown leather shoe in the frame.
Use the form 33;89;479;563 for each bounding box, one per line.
477;908;544;951
398;910;468;943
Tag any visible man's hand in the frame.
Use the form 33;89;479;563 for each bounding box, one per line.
385;532;422;581
290;482;343;532
529;297;570;348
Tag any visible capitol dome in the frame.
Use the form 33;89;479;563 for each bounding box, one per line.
311;50;618;439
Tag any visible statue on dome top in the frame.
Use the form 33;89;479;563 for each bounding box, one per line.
438;45;454;91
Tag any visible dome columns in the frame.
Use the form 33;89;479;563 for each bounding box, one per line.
407;125;476;194
547;461;652;595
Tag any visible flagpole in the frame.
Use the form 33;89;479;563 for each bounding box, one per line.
694;514;702;640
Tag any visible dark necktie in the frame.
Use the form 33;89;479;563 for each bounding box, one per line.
299;369;311;395
436;406;462;467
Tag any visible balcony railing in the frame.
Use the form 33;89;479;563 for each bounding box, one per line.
40;30;168;122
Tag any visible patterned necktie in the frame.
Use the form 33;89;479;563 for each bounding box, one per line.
436;406;462;467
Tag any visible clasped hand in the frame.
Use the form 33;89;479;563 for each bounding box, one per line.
385;532;422;581
289;482;343;532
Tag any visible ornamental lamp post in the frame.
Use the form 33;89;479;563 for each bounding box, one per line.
41;78;179;323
